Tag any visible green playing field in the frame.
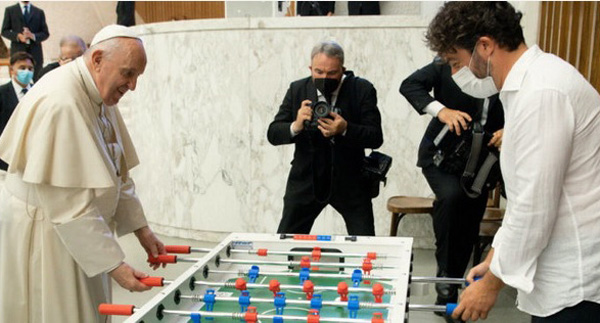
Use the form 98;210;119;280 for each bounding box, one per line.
190;273;393;321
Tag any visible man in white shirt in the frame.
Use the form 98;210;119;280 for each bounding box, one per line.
0;51;34;173
425;2;600;322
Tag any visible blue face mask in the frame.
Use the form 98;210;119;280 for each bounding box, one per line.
16;69;34;85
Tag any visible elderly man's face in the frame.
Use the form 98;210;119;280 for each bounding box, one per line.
310;53;344;81
93;39;146;106
59;44;84;65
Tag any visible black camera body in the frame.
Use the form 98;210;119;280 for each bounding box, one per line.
304;101;334;129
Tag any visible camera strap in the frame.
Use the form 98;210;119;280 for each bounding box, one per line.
460;119;500;198
309;75;351;204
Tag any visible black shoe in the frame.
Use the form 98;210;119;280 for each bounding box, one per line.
435;283;458;303
442;315;465;323
434;302;463;322
434;281;458;317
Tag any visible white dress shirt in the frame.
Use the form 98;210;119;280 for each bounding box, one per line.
424;98;489;125
11;78;31;101
18;2;35;42
491;45;600;316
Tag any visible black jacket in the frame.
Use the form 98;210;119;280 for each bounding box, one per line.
38;61;59;80
267;71;383;203
1;3;49;80
297;1;335;16
0;81;19;170
400;59;504;168
348;1;380;15
116;1;136;27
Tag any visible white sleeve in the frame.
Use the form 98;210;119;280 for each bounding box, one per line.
35;184;124;277
490;89;574;293
113;177;148;237
290;123;299;137
423;100;445;117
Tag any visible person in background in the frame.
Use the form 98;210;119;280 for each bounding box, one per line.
0;51;34;174
38;35;87;80
348;1;380;15
400;57;504;323
297;1;335;16
267;40;383;236
1;1;49;81
116;1;136;27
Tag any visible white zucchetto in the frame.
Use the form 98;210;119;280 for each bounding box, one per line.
90;24;140;47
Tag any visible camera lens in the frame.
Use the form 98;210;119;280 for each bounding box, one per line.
313;101;331;118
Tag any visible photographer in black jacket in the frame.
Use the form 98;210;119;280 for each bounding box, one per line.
400;57;504;316
267;40;383;236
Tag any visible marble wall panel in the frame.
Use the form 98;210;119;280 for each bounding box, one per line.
119;16;446;247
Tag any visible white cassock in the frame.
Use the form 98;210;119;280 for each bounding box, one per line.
0;57;148;322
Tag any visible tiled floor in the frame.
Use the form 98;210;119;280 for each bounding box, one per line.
113;234;530;323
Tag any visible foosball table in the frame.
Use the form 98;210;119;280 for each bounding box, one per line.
100;233;462;322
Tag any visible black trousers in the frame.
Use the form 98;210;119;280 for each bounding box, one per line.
277;192;375;236
422;165;489;278
531;301;600;323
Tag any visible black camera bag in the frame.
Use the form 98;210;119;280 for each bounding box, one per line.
362;151;392;198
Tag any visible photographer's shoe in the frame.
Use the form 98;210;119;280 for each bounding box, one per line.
434;281;458;318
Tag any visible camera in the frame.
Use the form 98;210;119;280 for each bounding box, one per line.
304;101;333;129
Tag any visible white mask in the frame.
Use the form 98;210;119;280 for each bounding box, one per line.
451;45;498;98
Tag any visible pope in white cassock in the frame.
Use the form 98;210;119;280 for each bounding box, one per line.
0;25;166;322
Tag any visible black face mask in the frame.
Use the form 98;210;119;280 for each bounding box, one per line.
313;77;340;97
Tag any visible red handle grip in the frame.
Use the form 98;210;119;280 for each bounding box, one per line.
98;304;135;316
148;254;177;264
165;245;191;254
139;276;164;287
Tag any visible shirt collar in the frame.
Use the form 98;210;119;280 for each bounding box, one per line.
11;77;30;97
20;2;29;13
501;45;543;93
75;57;103;111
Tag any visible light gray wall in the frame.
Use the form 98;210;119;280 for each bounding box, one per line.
226;1;273;18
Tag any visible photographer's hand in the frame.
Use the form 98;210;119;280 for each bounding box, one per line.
438;107;472;136
318;112;347;138
292;100;313;133
488;129;504;150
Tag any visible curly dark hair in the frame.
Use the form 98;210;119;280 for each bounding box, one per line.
426;1;525;55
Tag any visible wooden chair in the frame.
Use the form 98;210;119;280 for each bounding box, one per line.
472;186;504;265
387;185;505;265
386;196;434;236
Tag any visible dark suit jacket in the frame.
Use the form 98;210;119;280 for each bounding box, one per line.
297;1;335;16
116;1;136;27
400;59;504;168
38;61;59;80
348;1;380;15
1;3;49;80
267;71;383;203
0;81;19;170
